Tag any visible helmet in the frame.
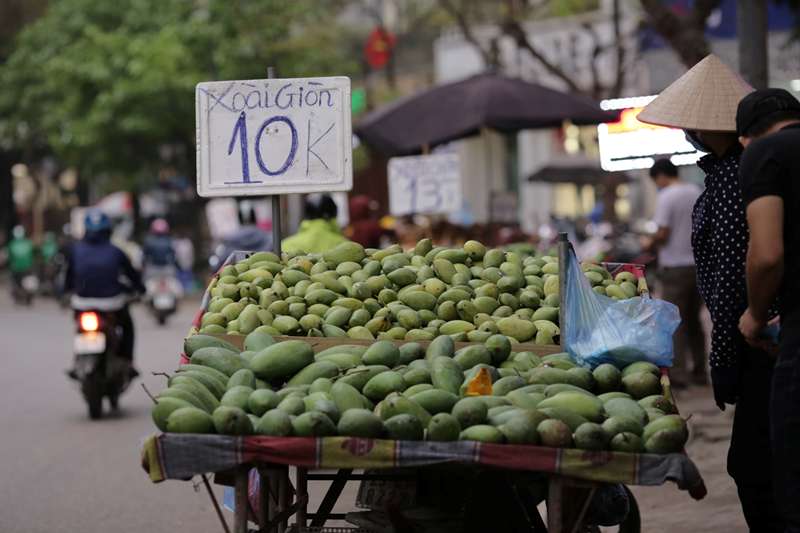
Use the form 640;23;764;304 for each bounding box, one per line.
304;194;338;220
150;218;170;235
12;225;25;239
84;209;111;234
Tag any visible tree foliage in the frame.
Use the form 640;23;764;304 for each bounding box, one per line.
0;0;359;185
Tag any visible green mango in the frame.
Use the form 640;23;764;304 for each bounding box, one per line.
165;407;215;434
363;371;407;401
460;425;504;443
152;398;195;431
254;409;293;436
212;406;253;435
426;413;461;441
538;392;605;423
323;241;366;266
336;408;384;438
292;411;337;437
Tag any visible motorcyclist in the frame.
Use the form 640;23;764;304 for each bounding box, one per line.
282;194;347;254
141;218;182;316
7;225;35;298
142;218;176;269
39;231;59;295
65;210;145;378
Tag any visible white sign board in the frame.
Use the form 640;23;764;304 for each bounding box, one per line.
597;97;702;171
205;198;240;240
196;77;353;197
388;153;462;216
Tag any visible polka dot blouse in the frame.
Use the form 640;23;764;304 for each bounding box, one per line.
692;146;749;370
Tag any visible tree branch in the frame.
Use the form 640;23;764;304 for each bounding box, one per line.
581;22;603;99
438;0;496;68
502;17;583;93
691;0;723;28
611;0;626;98
640;0;715;67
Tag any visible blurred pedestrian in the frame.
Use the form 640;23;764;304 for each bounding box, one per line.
38;231;60;296
396;215;426;250
736;88;800;532
7;225;35;295
646;158;705;386
282;194;346;254
173;233;196;292
345;195;383;248
638;54;784;531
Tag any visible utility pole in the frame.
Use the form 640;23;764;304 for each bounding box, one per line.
737;0;768;89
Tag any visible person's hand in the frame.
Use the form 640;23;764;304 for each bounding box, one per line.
739;308;766;346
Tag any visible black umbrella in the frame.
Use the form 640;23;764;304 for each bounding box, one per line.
528;165;632;187
355;72;618;156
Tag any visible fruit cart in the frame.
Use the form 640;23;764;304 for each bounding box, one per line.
142;368;705;533
148;332;704;533
144;240;702;532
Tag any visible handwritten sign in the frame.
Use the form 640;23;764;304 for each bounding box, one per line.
196;77;353;197
388;153;462;216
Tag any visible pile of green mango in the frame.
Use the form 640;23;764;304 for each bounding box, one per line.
196;240;638;344
152;330;688;454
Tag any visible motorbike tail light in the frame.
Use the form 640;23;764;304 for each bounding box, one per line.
79;312;100;332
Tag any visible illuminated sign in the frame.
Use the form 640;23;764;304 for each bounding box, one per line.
597;96;702;172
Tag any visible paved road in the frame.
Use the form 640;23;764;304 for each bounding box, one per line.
0;292;229;533
0;288;745;532
0;290;358;533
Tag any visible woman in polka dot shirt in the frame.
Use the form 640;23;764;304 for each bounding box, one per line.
638;55;784;531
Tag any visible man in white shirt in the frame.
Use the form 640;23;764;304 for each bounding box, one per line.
648;158;706;386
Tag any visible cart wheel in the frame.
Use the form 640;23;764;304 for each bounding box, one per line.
87;391;103;419
83;375;104;419
616;486;641;533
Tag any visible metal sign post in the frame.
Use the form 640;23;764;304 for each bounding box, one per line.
557;232;569;350
266;66;283;255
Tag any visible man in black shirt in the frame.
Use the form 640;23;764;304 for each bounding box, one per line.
737;88;800;532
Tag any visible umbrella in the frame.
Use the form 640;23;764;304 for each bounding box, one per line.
355;72;618;156
528;165;632;187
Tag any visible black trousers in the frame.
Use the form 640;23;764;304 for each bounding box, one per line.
728;347;785;532
772;314;800;532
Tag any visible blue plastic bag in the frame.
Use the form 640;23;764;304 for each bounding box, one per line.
562;247;680;369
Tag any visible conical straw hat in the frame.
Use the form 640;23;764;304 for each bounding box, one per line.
638;54;753;131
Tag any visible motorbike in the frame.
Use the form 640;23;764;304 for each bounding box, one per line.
208;226;273;272
11;272;39;305
144;265;182;326
71;298;134;419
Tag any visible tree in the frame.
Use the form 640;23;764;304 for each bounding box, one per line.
435;0;631;99
0;0;359;189
0;0;47;60
0;0;48;241
638;0;721;67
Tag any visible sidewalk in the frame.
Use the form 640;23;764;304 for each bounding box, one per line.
627;384;746;532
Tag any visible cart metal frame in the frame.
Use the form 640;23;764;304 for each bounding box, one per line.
217;464;640;533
